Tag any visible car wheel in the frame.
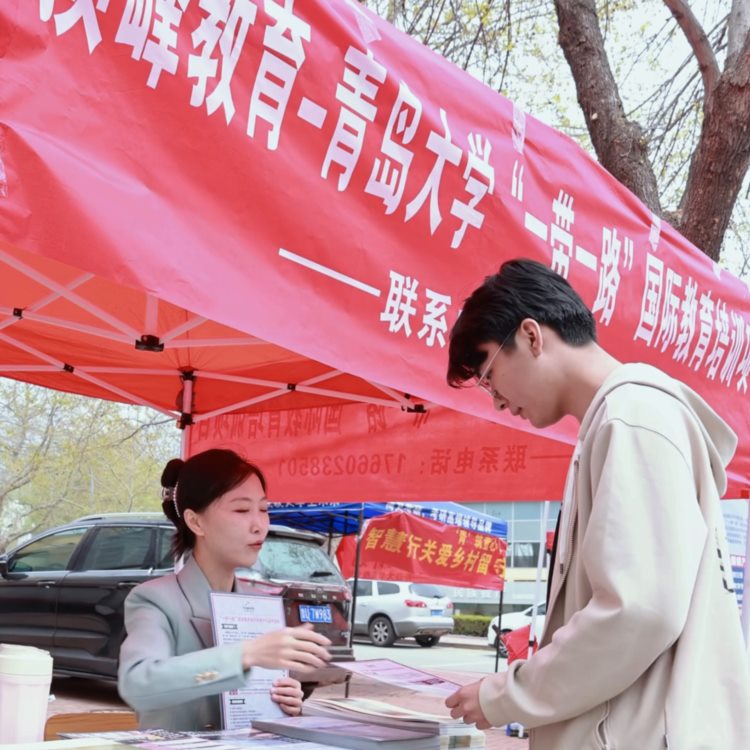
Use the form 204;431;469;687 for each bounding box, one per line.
415;635;440;647
493;630;510;658
368;615;396;647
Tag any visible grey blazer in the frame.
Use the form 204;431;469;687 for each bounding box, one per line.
118;554;248;731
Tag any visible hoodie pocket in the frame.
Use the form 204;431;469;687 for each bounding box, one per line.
594;701;611;749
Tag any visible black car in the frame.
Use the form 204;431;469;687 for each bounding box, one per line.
0;513;352;695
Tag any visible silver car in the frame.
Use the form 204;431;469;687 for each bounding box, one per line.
348;579;454;647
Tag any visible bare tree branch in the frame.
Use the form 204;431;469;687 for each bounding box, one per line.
662;0;720;98
104;417;174;447
497;0;513;92
676;32;750;258
553;0;662;213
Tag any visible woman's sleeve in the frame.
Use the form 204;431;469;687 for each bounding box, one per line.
118;585;249;711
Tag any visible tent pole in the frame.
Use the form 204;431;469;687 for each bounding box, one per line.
345;504;366;698
179;371;194;460
180;424;190;460
493;588;504;673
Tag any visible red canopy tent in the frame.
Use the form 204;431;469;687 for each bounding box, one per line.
1;1;748;502
0;241;572;500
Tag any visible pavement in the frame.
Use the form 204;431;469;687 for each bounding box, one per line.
438;634;492;650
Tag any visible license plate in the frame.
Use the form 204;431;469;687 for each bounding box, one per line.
430;609;442;616
299;604;333;623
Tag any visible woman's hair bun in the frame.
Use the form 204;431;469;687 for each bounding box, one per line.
161;458;184;489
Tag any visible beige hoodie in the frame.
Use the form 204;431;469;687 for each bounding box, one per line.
478;363;750;749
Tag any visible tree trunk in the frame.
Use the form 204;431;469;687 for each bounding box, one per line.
553;0;662;214
676;41;750;260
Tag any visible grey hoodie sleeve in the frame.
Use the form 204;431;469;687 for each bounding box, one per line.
478;418;707;728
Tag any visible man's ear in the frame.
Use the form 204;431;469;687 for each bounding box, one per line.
183;508;205;539
519;318;544;356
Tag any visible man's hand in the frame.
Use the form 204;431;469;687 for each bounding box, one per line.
445;681;491;730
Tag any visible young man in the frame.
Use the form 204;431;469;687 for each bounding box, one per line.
444;259;750;749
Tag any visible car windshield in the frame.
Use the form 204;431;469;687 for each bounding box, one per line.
241;536;345;584
409;583;447;598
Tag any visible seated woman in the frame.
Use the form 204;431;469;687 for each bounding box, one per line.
118;449;331;731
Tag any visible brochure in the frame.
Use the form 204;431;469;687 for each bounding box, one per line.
331;659;463;697
210;592;287;729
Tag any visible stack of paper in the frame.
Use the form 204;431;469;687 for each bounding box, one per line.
252;715;439;750
302;697;485;750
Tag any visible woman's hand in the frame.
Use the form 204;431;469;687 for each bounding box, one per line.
271;677;304;716
242;624;331;672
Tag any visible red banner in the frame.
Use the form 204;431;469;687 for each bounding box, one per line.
188;404;573;501
1;2;748;495
345;511;507;590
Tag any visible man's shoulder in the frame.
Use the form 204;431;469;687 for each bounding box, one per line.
597;380;694;439
604;382;688;422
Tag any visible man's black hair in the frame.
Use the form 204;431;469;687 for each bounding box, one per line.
447;258;597;387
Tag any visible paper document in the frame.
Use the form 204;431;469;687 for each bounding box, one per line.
210;592;287;728
332;659;462;696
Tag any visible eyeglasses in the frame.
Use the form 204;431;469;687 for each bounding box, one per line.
473;327;517;398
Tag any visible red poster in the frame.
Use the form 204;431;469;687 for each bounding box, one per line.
352;511;507;590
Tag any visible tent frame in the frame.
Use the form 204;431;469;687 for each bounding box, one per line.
0;247;432;427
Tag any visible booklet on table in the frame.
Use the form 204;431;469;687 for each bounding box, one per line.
302;697;485;749
252;716;439;750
